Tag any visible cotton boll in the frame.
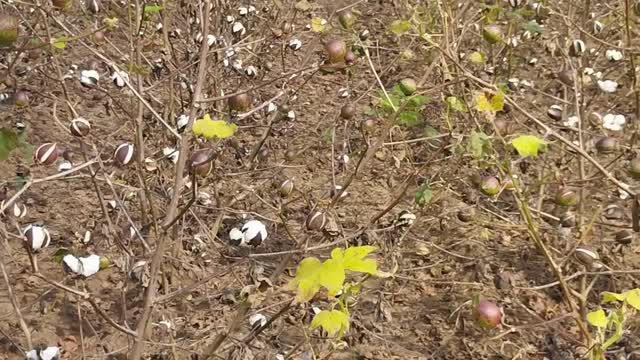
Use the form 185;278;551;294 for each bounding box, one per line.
63;254;102;277
598;79;618;93
605;49;623;61
23;224;51;250
162;147;179;163
563;115;579;128
602;113;626;131
241;220;267;247
249;313;267;329
111;70;129;87
229;227;244;246
80;70;99;87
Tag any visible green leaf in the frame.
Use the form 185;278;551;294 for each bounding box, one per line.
524;20;544;34
466;131;491;160
311;309;349;336
482;4;502;23
310;17;325;33
389;20;412;35
511;135;547;157
289;257;323;302
586;309;608;328
192;114;237;139
602;311;624;350
51;36;67;50
415;183;433;206
446;96;468;112
424;125;439;137
362;106;376;116
0;128;22;161
602;291;625;304
623;289;640;310
397;111;420;126
468;51;485;65
319;258;345;296
377;91;400;113
341;246;378;275
474;90;504;113
407;95;428;108
143;4;163;13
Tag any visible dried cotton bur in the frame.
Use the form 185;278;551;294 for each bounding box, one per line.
1;198;27;218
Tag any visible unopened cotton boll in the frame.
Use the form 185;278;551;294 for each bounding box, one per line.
114;143;134;166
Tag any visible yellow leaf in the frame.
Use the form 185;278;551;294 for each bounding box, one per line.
511;135;547;157
468;51;485;64
310;17;325;33
341;246;378;275
319;258;345;296
586;309;608;328
474;90;504;114
622;289;640;310
289;257;323;302
311;309;349;336
192;114;237;139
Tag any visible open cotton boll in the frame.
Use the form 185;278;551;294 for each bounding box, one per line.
249;313;267;329
602;114;626;131
63;254;101;277
229;227;244;246
26;346;60;360
80;70;99;87
111;70;129;88
605;49;623;62
597;79;618;93
241;220;267;246
162;147;179;163
241;220;267;247
79;255;101;276
563;115;579;128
